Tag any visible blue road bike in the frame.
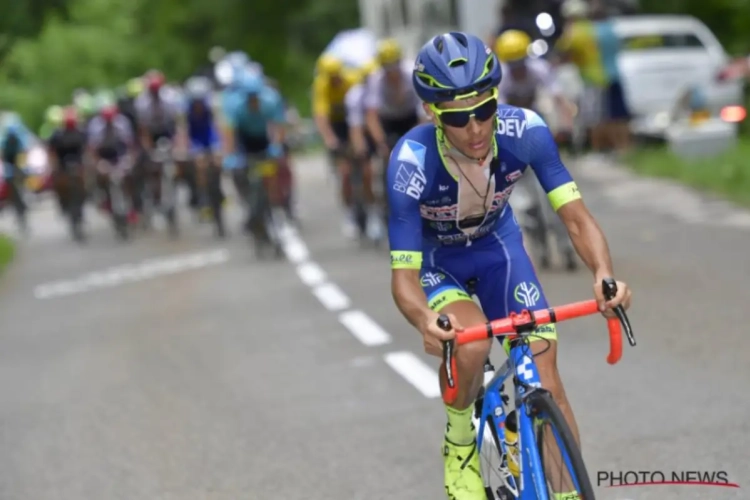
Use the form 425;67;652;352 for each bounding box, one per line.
439;279;635;499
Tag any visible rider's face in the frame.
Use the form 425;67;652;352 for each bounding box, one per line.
509;62;528;80
246;94;260;112
384;63;401;84
427;90;496;159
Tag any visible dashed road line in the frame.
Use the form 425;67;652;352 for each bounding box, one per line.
312;282;351;311
339;310;392;346
278;224;454;400
384;351;442;398
296;262;326;286
33;248;230;300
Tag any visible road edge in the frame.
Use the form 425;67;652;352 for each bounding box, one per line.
0;234;14;275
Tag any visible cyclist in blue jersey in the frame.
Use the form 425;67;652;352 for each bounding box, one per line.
1;114;33;231
387;32;632;500
220;69;286;235
185;75;225;236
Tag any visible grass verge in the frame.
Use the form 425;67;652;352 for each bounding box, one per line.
624;138;750;208
0;234;14;274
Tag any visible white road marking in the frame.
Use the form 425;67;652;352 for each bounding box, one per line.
281;231;309;263
296;262;327;287
338;310;392;346
34;248;230;299
384;351;441;398
312;282;351;311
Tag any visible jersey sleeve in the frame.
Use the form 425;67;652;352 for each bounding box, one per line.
517;109;581;211
312;75;330;117
265;88;286;123
386;140;430;270
220;91;239;128
115;116;134;145
86;118;103;147
345;84;365;127
363;73;382;111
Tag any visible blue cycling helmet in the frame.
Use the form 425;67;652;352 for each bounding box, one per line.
412;32;502;104
237;69;264;95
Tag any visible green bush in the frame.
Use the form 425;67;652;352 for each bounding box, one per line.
0;235;14;274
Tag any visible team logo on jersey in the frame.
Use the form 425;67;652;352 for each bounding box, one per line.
506;170;523;183
497;117;527;138
397;139;427;168
514;282;540;307
393;163;426;200
420;272;445;287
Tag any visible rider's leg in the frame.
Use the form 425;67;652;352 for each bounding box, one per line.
361;149;384;240
477;229;580;495
420;267;488;498
53;169;69;215
193;149;210;210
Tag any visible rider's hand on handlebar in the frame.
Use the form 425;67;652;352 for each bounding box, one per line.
594;278;632;317
420;311;460;357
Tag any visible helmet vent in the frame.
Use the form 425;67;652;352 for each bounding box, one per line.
448;58;467;68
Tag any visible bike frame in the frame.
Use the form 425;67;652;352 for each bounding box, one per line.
476;341;580;499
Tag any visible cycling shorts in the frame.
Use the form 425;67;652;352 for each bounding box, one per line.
237;132;269;155
189;137;220;156
419;227;557;349
330;120;376;159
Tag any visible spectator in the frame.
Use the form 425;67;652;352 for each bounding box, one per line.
555;0;609;153
592;4;631;153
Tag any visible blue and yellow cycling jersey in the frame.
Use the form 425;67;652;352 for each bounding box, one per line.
387;104;582;339
387;104;581;269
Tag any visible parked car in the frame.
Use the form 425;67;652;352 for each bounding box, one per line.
614;15;744;138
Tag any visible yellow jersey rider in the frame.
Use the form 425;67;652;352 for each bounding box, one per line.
312;54;373;237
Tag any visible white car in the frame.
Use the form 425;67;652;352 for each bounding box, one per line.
614;15;743;138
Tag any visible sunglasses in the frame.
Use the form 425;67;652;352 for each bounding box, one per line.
432;91;498;128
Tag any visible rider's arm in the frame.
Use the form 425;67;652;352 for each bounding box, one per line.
218;93;237;157
134;96;153;151
86;119;102;162
267;88;287;147
534;59;574;125
524;111;614;278
362;79;387;150
117;116;136;155
46;134;60;172
345;85;368;156
387;151;432;329
312;75;337;148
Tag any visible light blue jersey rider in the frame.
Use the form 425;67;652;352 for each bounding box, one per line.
1;115;33;179
221;70;286;170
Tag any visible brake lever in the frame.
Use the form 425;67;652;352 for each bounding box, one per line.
602;278;636;347
437;315;456;389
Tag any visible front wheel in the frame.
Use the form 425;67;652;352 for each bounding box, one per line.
528;390;595;500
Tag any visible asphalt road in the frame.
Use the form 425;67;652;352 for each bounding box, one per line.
0;154;748;500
